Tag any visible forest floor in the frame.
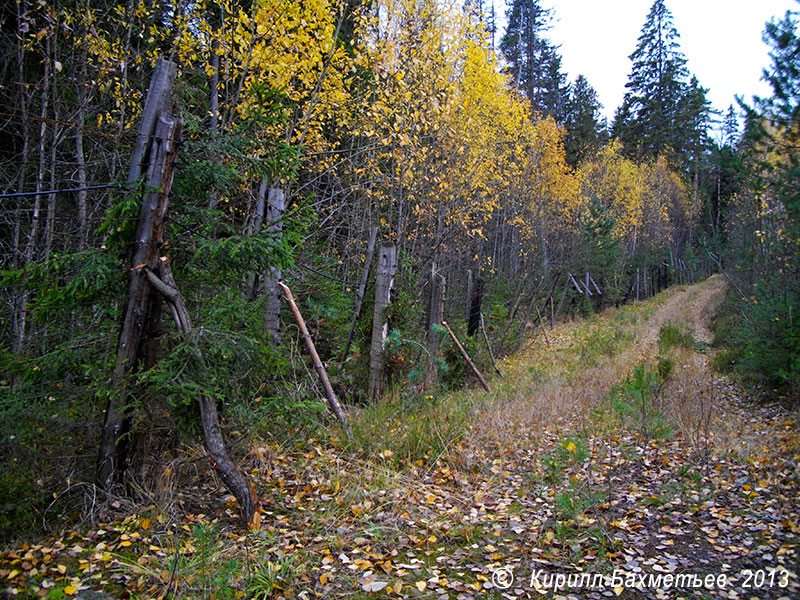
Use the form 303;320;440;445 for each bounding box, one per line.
2;276;799;600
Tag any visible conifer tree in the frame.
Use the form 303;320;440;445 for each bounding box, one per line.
564;74;606;166
499;0;567;121
612;0;705;161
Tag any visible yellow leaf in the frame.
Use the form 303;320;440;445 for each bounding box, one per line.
415;581;427;591
57;564;67;574
64;585;77;596
319;573;328;585
614;586;624;596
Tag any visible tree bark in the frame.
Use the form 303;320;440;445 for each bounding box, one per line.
368;243;397;402
99;69;179;490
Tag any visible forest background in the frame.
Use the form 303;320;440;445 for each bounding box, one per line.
1;0;798;540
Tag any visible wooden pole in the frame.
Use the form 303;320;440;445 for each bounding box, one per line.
100;75;178;489
126;59;177;184
442;320;491;392
278;282;350;436
263;187;285;344
368;244;397;401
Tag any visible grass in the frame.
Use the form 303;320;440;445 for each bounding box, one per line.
3;279;739;600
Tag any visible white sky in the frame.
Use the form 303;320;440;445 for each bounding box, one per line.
491;0;798;127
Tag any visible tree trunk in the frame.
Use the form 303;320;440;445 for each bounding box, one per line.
98;63;178;489
342;225;378;361
263;187;285;344
368;244;397;402
467;277;484;337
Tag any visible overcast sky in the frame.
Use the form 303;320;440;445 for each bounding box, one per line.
493;0;798;130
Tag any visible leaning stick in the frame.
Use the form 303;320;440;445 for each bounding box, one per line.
441;320;491;392
278;282;351;437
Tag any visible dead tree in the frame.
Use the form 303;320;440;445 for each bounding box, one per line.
368;243;397;402
99;60;178;490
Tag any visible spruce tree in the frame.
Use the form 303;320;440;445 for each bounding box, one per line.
500;0;568;122
564;74;606;166
612;0;704;161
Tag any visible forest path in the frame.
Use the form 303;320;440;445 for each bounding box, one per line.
2;277;798;600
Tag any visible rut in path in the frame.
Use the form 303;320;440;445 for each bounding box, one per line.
466;275;727;450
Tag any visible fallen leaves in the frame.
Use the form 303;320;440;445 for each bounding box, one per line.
1;281;798;599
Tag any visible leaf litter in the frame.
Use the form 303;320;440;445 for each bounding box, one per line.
1;276;798;599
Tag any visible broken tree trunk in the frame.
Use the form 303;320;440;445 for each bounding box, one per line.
341;225;378;361
368;244;397;402
467;277;484;337
145;258;259;527
99;70;178;490
278;282;351;436
442;321;491;392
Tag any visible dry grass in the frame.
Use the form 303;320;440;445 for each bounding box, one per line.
461;276;728;456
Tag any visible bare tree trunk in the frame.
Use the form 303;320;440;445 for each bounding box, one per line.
262;187;285;344
99;61;178;489
209;36;220;134
368;244;397;402
341;225;378;361
75;65;89;251
11;0;31;355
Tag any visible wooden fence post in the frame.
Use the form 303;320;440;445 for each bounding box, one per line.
263;187;285;344
368;244;397;402
99;61;177;490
